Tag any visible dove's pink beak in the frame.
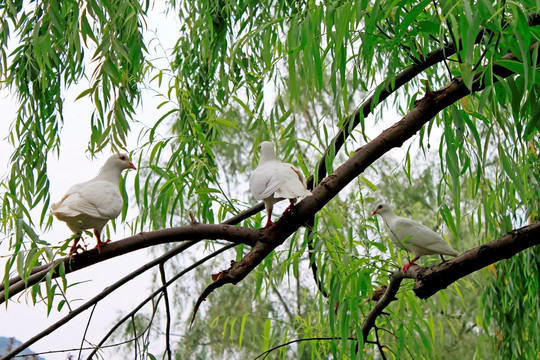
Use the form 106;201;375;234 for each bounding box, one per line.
129;162;137;170
371;209;377;217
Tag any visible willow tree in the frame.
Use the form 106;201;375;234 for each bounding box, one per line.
1;0;539;359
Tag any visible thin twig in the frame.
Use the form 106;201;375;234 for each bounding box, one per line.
78;304;98;360
86;243;237;359
254;337;358;360
131;316;138;359
270;281;294;320
10;335;149;358
308;239;329;298
445;17;462;64
473;0;506;71
159;263;172;360
431;0;453;78
0;240;200;360
374;326;388;360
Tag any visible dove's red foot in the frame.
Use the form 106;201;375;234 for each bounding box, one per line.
69;237;84;257
402;263;412;272
402;256;420;273
282;199;297;215
96;239;111;253
264;219;274;228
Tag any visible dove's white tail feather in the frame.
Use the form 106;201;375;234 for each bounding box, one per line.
249;142;311;227
275;182;312;199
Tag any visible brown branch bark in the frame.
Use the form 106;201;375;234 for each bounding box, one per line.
1;32;537;360
1;199;265;295
84;243;237;360
361;221;540;339
189;41;540;323
0;240;198;360
412;220;540;298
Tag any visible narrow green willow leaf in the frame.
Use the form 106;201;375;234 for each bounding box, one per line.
263;318;271;350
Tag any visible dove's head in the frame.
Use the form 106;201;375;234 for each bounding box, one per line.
371;203;393;217
104;154;137;172
258;141;277;164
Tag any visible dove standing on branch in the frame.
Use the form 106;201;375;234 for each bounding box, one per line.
51;154;136;255
249;141;312;227
371;203;460;272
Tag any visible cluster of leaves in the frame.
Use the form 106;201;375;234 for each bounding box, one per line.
0;0;539;358
0;0;147;304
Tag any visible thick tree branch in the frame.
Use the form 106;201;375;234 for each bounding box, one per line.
0;240;198;360
361;271;409;340
190;42;539;323
412;221;540;298
361;221;540;340
309;13;540;187
1;222;260;303
84;243;237;360
1;200;266;298
305;13;540;296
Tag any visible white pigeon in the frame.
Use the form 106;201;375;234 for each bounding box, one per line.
371;203;460;272
51;154;136;255
249;141;312;227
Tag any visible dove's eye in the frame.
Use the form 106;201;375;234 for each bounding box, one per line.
120;155;127;160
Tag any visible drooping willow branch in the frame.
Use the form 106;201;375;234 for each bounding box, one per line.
0;196;265;299
309;13;540;187
1;39;537;360
0;240;198;360
3;15;538;302
1;241;238;360
85;242;237;360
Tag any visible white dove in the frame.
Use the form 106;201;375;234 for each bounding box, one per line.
51;154;136;255
249;141;312;227
371;203;460;272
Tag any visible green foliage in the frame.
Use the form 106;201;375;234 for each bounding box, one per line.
0;0;539;358
0;0;147;246
483;247;540;360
